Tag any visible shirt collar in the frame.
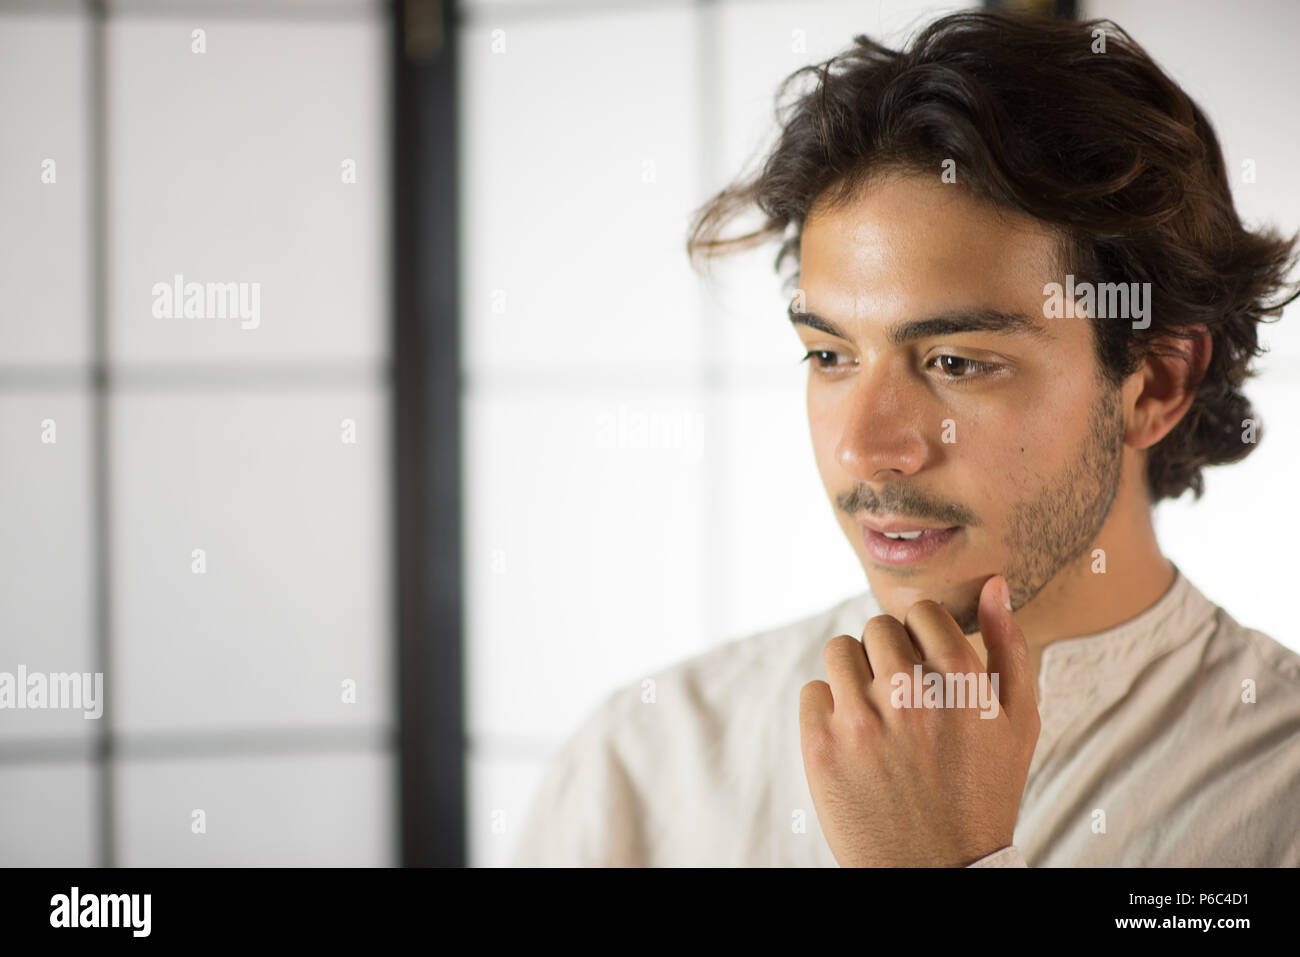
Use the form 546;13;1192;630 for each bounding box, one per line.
1036;563;1217;696
833;564;1217;695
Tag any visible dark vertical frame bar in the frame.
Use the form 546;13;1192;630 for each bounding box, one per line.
984;0;1078;17
87;0;116;869
392;0;465;866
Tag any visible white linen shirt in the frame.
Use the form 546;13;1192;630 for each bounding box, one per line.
511;566;1300;866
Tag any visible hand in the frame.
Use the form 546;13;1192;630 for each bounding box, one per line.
798;574;1040;867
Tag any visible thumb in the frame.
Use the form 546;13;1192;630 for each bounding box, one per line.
977;575;1035;722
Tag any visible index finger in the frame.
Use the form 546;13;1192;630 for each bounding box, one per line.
902;599;980;669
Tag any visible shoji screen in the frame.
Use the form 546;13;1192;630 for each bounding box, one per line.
0;0;395;866
0;2;96;866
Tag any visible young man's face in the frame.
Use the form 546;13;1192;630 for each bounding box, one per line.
794;170;1126;633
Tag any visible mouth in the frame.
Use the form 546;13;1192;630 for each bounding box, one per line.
860;523;963;566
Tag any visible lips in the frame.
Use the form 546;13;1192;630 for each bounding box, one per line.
860;515;956;535
861;524;962;566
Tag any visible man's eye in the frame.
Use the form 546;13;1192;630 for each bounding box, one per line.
801;350;846;371
930;355;995;378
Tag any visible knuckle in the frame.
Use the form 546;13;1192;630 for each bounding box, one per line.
840;706;877;742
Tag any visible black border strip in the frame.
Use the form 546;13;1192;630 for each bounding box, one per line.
392;0;465;867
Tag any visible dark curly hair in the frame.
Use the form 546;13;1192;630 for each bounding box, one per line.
686;10;1298;503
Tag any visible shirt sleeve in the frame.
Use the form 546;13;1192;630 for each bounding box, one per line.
509;694;647;867
965;845;1028;867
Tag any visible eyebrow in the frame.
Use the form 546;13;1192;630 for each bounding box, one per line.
787;305;1052;345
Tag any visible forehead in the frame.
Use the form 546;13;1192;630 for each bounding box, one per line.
798;171;1063;324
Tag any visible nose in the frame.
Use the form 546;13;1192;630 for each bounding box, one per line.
833;359;930;482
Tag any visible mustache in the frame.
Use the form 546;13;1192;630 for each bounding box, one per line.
837;484;977;527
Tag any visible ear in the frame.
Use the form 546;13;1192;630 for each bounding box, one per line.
1124;326;1212;450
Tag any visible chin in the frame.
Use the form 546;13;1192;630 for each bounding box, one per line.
867;572;984;633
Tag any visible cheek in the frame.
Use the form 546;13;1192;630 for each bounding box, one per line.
806;389;843;484
958;398;1077;509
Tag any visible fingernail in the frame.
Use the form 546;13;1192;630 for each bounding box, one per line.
1000;578;1012;612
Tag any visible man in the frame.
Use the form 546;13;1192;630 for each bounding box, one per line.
512;10;1300;867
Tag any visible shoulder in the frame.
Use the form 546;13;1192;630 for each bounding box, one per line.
1199;595;1300;700
1168;586;1300;862
510;589;878;865
1144;570;1300;703
1226;616;1300;690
